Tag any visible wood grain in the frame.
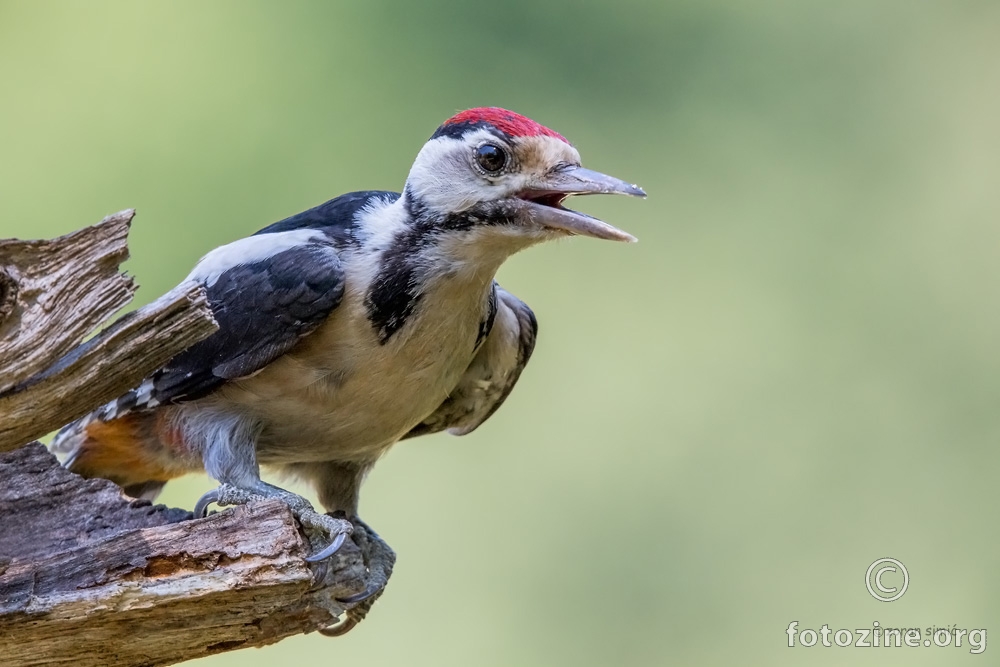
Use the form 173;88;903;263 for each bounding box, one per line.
0;215;390;665
0;444;370;666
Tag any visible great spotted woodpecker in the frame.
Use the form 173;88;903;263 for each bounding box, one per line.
53;107;643;598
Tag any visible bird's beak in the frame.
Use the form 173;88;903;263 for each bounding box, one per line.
515;165;645;242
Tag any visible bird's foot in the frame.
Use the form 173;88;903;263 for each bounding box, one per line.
321;516;397;637
195;483;353;562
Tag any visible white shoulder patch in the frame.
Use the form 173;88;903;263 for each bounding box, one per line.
355;196;409;249
187;229;325;287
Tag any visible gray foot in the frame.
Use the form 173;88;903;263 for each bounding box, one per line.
195;483;353;562
321;517;396;637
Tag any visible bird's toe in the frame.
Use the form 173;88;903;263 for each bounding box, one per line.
298;510;353;561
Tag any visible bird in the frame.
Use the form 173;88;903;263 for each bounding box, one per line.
53;107;643;616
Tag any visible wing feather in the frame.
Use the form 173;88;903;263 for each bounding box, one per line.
149;241;345;403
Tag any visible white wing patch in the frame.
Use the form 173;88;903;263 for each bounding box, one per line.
187;229;326;287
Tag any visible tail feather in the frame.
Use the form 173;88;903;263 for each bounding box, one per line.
121;480;168;501
52;377;156;457
51;418;91;462
51;402;182;501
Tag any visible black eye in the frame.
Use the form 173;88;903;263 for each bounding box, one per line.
475;143;507;173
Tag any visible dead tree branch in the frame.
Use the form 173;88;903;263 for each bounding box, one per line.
0;444;370;666
0;214;388;665
0;210;219;451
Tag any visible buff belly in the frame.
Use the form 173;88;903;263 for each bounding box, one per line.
213;288;486;465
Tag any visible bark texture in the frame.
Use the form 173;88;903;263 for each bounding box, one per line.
0;215;389;665
0;210;219;451
0;444;371;666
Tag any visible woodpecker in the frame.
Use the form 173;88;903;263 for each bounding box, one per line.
54;107;643;580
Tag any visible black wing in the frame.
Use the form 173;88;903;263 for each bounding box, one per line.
57;193;395;437
404;286;537;439
149;241;345;404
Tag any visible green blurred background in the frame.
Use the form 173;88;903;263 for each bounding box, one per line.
3;1;999;665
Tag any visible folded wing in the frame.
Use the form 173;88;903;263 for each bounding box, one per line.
405;285;537;438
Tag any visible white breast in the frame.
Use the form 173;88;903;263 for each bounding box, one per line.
215;243;495;465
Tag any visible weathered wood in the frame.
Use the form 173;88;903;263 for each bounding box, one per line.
0;444;371;666
0;443;191;560
0;281;218;451
0;215;393;665
0;211;137;392
0;211;220;452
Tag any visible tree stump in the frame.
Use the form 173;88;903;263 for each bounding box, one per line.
0;213;389;666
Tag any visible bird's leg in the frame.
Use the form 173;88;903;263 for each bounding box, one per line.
195;481;353;562
193;418;351;561
322;516;397;637
281;460;396;635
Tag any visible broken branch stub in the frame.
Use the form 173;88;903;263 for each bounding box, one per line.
0;211;219;451
0;213;391;664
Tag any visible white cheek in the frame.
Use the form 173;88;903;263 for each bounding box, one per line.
407;131;521;214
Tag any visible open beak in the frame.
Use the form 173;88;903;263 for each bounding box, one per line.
514;165;645;242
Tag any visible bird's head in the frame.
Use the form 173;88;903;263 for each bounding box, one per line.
402;107;644;248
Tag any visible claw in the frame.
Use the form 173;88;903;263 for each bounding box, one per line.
336;581;382;605
304;530;348;562
319;616;359;638
315;518;395;637
193;488;221;518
